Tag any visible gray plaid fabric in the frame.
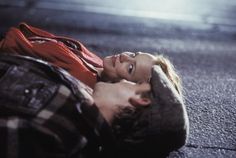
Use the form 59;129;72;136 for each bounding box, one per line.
0;54;115;158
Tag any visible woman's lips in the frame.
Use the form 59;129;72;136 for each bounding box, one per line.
111;55;118;67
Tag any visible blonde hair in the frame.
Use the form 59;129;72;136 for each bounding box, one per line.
154;54;183;98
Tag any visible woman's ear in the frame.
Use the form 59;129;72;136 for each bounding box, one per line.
129;97;151;107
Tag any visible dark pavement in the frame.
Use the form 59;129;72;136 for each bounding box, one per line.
0;0;236;157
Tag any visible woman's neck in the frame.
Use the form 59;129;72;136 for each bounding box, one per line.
95;67;103;77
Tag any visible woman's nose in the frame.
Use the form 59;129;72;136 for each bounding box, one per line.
120;53;131;63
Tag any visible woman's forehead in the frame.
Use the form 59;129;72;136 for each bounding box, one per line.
132;53;155;82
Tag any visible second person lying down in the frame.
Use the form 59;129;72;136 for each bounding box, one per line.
0;22;182;96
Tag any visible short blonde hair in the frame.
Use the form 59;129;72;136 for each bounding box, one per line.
154;54;182;97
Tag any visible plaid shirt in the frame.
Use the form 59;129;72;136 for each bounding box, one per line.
0;54;116;158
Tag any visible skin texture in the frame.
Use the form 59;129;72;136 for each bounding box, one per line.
92;80;151;124
102;52;156;83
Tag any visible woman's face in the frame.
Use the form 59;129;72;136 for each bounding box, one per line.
102;52;156;82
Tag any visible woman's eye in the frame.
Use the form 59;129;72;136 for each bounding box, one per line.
128;64;133;74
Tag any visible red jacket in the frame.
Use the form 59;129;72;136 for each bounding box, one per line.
0;23;103;88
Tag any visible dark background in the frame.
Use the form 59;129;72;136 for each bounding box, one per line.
0;0;236;157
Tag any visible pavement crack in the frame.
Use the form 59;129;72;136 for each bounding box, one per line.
186;144;236;151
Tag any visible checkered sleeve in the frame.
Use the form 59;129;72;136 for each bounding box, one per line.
0;117;67;158
0;85;88;158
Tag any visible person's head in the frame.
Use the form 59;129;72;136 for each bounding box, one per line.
102;52;182;97
110;66;189;158
92;79;152;124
